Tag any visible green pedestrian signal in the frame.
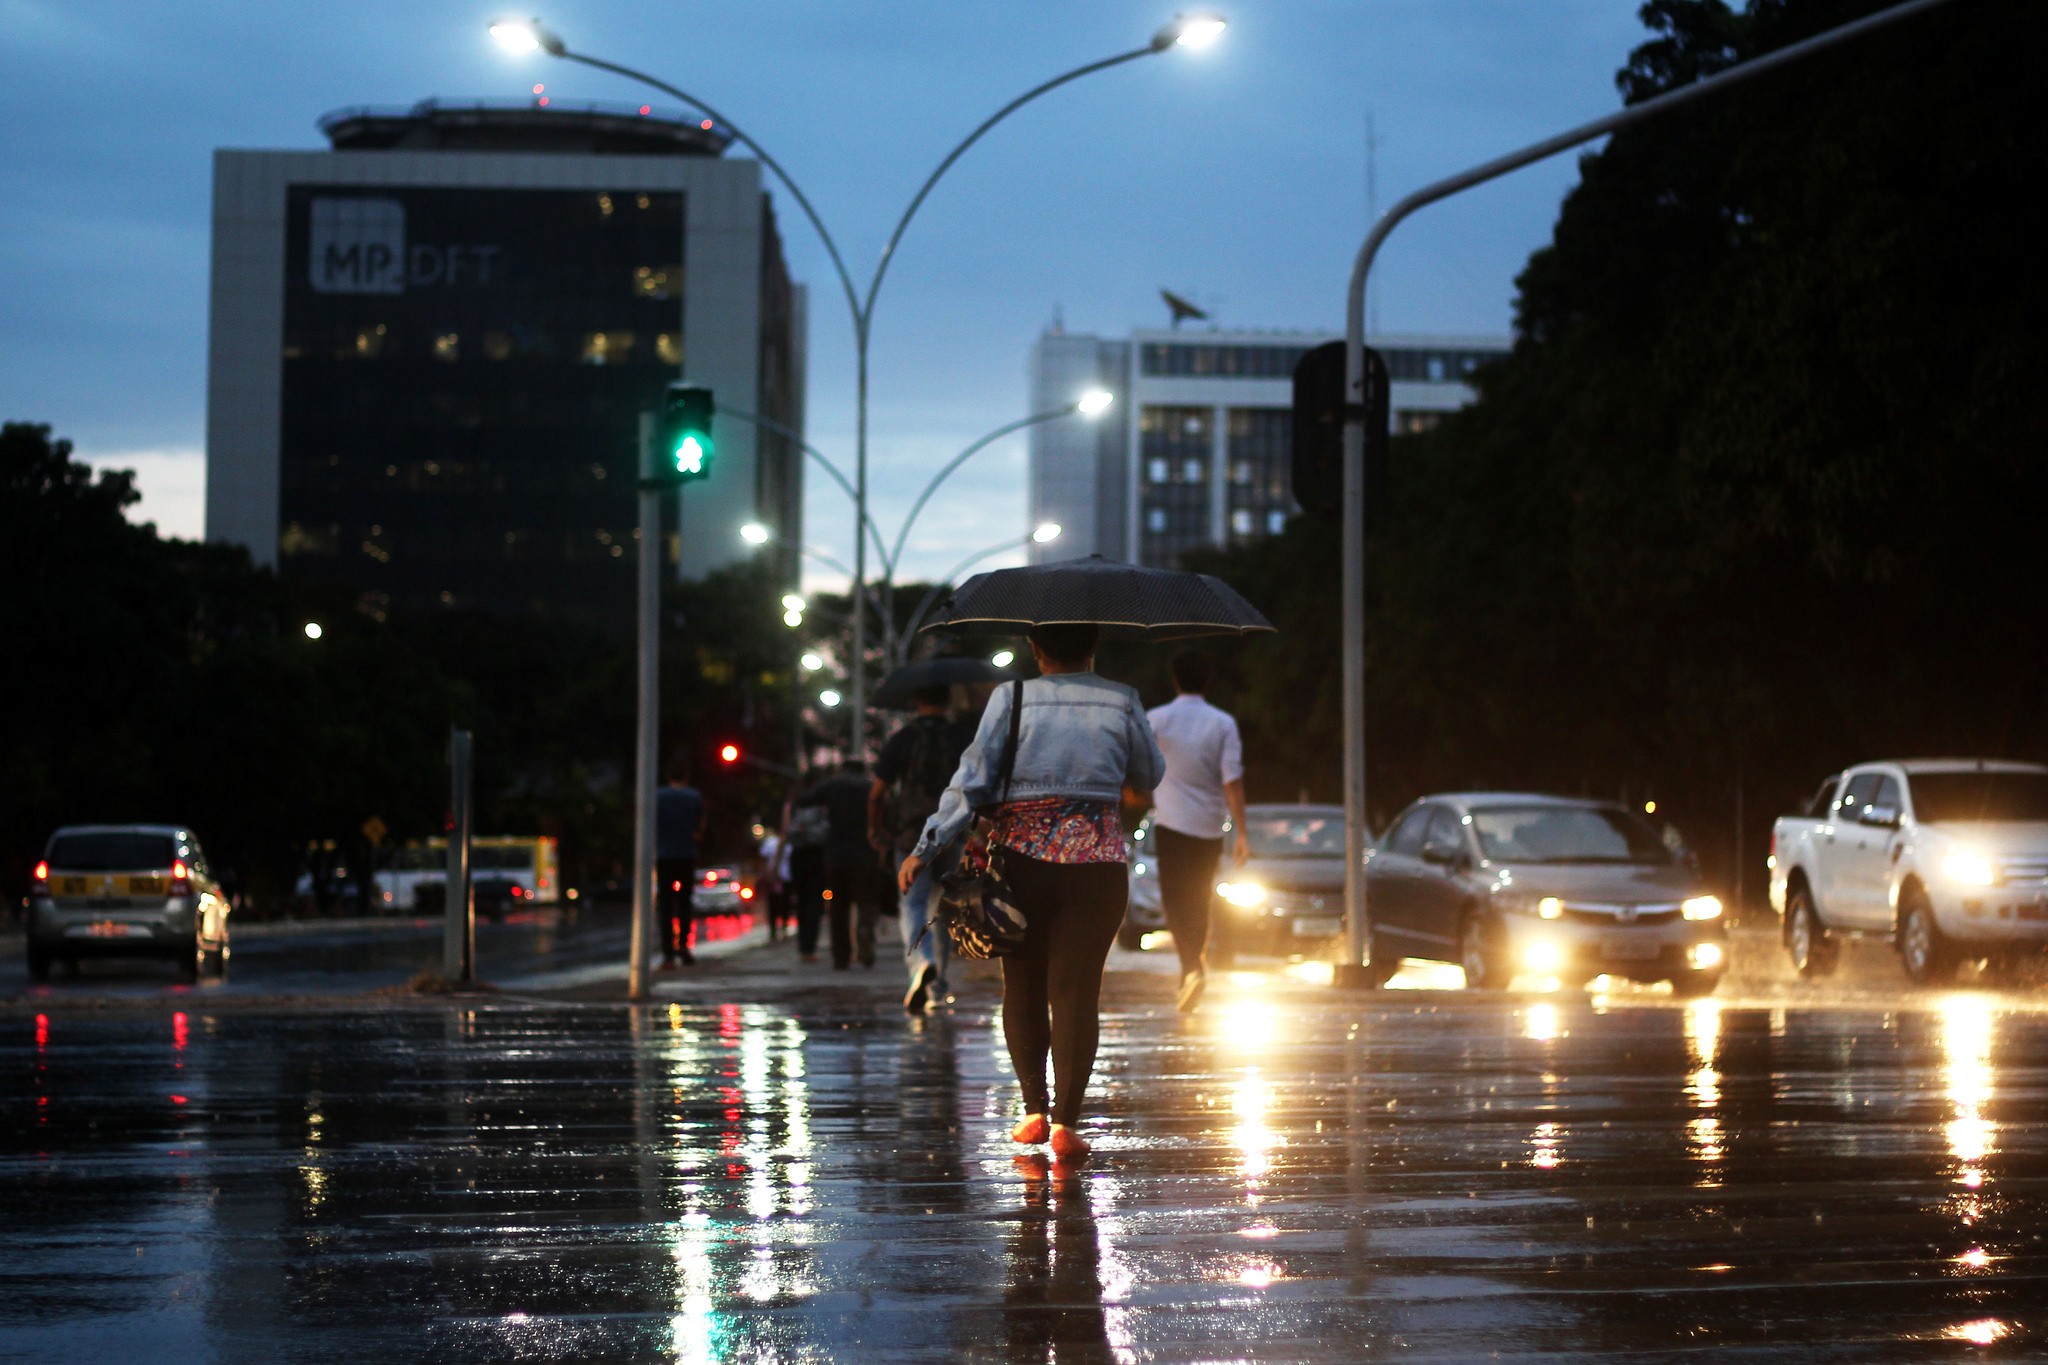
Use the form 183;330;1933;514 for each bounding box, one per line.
652;382;715;486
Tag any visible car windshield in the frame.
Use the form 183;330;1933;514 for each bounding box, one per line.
1911;771;2048;823
48;833;179;871
1469;806;1671;865
1245;814;1345;857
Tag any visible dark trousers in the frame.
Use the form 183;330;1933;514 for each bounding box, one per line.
998;853;1129;1126
790;848;826;956
1152;825;1223;977
656;858;696;962
823;848;881;969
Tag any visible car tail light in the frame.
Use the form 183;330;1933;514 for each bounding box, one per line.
703;871;718;885
33;860;49;883
171;860;193;896
739;886;755;901
510;885;524;899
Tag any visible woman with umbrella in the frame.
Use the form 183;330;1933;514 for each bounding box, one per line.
895;557;1271;1164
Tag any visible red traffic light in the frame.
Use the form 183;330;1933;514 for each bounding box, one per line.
718;743;741;765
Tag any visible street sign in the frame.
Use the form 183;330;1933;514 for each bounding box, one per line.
362;815;388;845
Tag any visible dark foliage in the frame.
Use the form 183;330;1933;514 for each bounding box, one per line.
1174;0;2045;909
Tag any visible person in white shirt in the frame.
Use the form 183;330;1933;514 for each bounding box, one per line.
1141;649;1247;1013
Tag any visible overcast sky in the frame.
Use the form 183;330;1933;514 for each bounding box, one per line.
0;0;1652;587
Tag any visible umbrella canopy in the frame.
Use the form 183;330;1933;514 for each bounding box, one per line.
871;656;1016;709
920;555;1276;642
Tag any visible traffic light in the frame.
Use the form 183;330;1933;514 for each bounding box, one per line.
651;382;715;486
1290;341;1387;522
717;743;741;766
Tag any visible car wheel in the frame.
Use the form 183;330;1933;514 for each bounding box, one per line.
1785;886;1837;980
1116;923;1147;952
1898;890;1956;985
1670;971;1724;998
1459;915;1506;990
26;947;52;982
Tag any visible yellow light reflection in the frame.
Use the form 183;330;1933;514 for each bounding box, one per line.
1945;1319;2009;1345
1218;998;1282;1053
1524;1003;1561;1042
1230;1068;1282;1205
1528;1120;1564;1170
1950;1247;1996;1273
1684;999;1724;1183
1938;995;1997;1196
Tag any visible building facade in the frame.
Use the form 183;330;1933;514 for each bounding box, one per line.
205;101;805;629
1028;327;1508;567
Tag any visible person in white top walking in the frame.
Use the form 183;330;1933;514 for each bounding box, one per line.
1140;649;1247;1013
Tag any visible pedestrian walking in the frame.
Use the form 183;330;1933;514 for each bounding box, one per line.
868;684;974;1012
1141;648;1248;1013
784;794;829;962
897;623;1165;1165
757;820;792;940
795;759;884;969
655;759;708;968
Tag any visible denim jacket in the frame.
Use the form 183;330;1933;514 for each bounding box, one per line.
912;672;1166;863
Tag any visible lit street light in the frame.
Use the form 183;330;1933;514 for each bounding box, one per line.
303;622;323;640
819;689;842;708
990;649;1015;669
490;16;1221;748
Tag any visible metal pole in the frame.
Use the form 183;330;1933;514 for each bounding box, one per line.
629;413;661;1002
1334;0;1957;985
443;727;474;984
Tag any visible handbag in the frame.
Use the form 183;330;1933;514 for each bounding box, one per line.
933;677;1029;960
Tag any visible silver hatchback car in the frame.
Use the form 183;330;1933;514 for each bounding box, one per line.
27;825;231;980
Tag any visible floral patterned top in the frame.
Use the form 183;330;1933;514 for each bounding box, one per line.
991;797;1127;865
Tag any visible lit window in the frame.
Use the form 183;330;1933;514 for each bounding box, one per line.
1146;508;1168;533
1231;509;1254;536
636;193;651;210
432;332;459;363
656;333;682;366
1232;460;1253;485
633;265;681;300
1267;509;1287;535
1148;458;1169;484
1427;355;1446;382
1182;458;1205;483
582;332;637;365
597;193;614;217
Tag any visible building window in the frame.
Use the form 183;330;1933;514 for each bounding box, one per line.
1267;509;1287;535
1182;458;1205;483
655;332;682;366
1394;410;1443;435
581;331;637;365
432;332;459;363
1146;508;1168;533
1138;405;1214;566
1427;355;1445;382
1230;509;1253;536
1148;457;1169;484
1140;343;1313;378
633;265;681;300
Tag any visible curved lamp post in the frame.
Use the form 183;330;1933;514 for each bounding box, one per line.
490;14;1224;749
899;523;1062;648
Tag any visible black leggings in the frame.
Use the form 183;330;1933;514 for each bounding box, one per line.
998;853;1129;1126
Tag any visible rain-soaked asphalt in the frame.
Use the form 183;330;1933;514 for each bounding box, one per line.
3;927;2045;1362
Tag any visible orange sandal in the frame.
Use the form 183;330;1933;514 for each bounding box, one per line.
1011;1114;1049;1145
1049;1124;1090;1164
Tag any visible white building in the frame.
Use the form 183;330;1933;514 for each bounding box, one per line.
1029;327;1507;567
205;100;805;628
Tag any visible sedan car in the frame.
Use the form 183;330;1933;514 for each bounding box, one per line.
1366;793;1727;994
26;824;231;980
1123;804;1348;960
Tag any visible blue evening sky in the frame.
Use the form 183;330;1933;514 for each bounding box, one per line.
0;1;1650;587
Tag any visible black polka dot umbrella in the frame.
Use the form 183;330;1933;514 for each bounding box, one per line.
919;555;1276;642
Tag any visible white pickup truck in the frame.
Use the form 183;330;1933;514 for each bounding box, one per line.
1768;759;2048;983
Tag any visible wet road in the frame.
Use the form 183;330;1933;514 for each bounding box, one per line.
4;944;2044;1363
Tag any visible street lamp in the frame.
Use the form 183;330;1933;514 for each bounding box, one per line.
899;524;1062;648
489;17;1222;750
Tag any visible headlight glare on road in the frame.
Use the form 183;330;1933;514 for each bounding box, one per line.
1690;941;1725;970
1537;896;1564;920
1944;851;1996;886
1682;895;1724;921
1216;880;1267;908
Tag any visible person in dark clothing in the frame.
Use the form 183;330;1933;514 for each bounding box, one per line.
654;760;707;968
783;795;830;962
795;759;883;969
869;686;975;1012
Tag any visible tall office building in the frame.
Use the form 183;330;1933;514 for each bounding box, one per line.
1028;327;1508;567
205;100;805;629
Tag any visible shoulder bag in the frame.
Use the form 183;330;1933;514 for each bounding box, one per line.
933;677;1029;960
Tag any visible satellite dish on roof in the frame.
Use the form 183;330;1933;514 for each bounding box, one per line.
1160;289;1210;329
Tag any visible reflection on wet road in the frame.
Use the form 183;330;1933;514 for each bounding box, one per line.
4;975;2045;1360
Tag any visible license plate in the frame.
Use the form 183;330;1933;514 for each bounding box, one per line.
1291;916;1343;938
78;921;147;939
2015;902;2048;922
1601;936;1662;961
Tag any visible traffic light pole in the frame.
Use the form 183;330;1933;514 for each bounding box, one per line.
628;413;660;1002
1332;0;1955;988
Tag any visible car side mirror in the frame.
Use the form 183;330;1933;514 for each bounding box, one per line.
1859;803;1900;829
1420;840;1460;868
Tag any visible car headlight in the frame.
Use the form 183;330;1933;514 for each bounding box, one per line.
1216;880;1267;908
1681;895;1723;921
1537;896;1563;920
1522;939;1566;972
1944;851;1996;887
1495;893;1560;919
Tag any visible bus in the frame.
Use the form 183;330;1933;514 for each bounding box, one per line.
376;837;560;913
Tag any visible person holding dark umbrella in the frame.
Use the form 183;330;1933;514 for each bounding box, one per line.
897;622;1164;1165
